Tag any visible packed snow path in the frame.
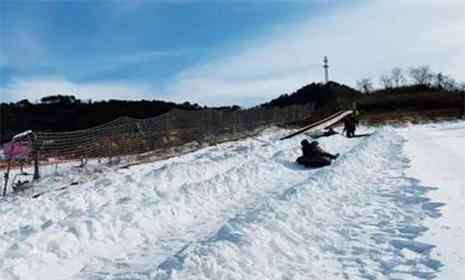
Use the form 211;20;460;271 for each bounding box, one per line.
0;123;463;279
400;122;465;279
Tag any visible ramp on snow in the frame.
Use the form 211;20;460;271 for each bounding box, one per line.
1;123;462;280
280;110;352;140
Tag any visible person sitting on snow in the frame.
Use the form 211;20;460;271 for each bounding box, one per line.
296;140;339;168
322;127;337;137
308;127;338;139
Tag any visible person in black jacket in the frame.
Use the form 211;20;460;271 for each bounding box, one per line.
296;140;339;168
343;115;358;138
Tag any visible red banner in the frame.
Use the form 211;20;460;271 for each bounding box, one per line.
3;142;32;160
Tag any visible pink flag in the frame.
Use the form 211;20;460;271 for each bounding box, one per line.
3;142;32;160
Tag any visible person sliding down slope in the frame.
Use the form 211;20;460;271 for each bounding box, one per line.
296;140;339;168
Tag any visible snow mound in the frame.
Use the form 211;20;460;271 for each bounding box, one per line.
1;124;459;279
154;129;442;280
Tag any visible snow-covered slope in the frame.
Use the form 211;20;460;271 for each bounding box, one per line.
400;122;465;279
0;123;463;280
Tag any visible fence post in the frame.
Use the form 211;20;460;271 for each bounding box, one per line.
33;151;40;180
352;102;358;116
108;135;113;165
165;112;172;146
2;159;12;196
462;93;465;119
287;106;291;123
232;111;237;135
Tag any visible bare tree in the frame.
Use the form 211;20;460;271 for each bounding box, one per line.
391;67;406;88
460;82;465;92
409;66;434;86
434;72;457;91
380;74;393;89
443;76;457;92
357;78;374;94
434;72;445;90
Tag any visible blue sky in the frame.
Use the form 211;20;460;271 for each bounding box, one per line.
1;1;325;84
1;0;464;106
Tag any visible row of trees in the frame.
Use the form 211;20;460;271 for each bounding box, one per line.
357;66;465;94
15;95;241;111
1;94;248;143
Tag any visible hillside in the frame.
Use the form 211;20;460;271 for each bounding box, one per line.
262;82;464;123
261;81;361;110
2;82;464;144
356;86;465;123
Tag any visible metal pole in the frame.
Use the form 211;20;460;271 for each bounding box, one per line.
108;136;113;165
33;151;40;180
0;103;4;145
30;133;40;180
323;56;329;84
3;159;12;197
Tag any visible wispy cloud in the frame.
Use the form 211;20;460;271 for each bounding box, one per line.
163;0;465;105
1;0;464;106
113;49;198;64
0;77;155;103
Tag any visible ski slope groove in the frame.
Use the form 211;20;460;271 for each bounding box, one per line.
0;125;453;280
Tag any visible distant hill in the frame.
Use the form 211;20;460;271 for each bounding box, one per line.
260;81;361;110
357;85;464;121
261;81;464;121
1;81;463;144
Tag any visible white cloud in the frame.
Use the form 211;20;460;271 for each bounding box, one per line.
166;69;314;106
0;77;156;103
113;49;196;64
164;0;465;105
2;0;464;106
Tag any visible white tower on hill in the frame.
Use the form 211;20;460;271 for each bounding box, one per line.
323;56;329;84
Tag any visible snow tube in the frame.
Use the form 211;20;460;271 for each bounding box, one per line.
296;156;331;168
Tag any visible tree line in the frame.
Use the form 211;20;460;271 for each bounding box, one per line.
356;66;465;94
0;97;240;144
2;66;464;143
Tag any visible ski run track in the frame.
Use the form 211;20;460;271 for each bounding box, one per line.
0;121;464;280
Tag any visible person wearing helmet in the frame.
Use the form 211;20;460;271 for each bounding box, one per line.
296;139;339;168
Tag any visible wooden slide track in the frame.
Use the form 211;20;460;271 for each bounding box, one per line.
280;110;353;141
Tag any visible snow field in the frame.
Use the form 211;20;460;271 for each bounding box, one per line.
0;128;358;280
400;121;465;279
1;123;462;280
157;129;441;280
